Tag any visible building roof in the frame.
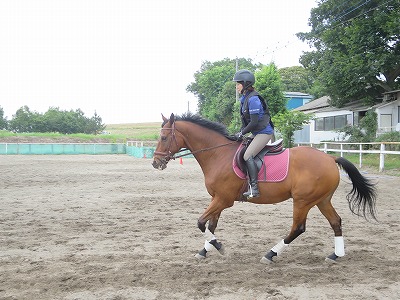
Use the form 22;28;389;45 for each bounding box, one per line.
318;99;371;113
382;89;400;95
284;92;313;99
370;98;400;109
295;95;399;114
293;96;330;113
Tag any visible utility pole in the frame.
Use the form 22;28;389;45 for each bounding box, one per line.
235;57;239;102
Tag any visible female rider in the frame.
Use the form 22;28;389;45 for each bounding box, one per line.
233;69;274;198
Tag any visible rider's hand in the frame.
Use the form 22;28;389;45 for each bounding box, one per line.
234;131;243;140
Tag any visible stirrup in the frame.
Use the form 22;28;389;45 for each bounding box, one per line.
243;185;260;198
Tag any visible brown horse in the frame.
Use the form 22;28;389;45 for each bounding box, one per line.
152;113;377;263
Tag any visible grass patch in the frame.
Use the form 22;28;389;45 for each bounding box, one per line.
332;153;400;175
0;122;161;143
105;122;160;141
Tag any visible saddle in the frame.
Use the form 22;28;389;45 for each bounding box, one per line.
233;138;290;182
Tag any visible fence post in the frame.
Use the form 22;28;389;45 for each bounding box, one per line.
379;143;385;172
323;143;328;153
340;144;343;157
359;144;362;168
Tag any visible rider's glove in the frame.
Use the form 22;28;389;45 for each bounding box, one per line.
234;131;243;140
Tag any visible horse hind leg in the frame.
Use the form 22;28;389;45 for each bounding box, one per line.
317;195;345;263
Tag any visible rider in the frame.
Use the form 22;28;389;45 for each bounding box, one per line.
233;69;274;198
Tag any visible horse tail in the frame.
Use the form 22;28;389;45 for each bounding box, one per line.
334;157;377;221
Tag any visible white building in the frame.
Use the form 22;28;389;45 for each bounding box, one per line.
293;91;400;143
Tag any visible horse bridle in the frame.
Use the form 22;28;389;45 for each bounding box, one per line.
154;122;236;162
153;122;180;162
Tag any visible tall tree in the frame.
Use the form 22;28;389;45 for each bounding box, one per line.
8;106;105;134
278;66;322;96
9;106;40;133
254;63;287;116
0;106;8;130
297;0;400;107
186;58;257;126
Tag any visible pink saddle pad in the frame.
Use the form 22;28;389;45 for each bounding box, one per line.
233;148;289;182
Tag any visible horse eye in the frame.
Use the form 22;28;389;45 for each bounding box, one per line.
161;136;167;141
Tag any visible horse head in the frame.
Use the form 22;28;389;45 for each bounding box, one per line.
152;113;185;170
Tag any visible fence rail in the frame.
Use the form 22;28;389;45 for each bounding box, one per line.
0;143;126;155
296;142;400;172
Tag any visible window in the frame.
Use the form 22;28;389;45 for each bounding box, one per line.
325;116;334;130
354;111;366;126
314;114;351;131
315;118;324;131
380;114;392;130
334;115;346;129
398;106;400;123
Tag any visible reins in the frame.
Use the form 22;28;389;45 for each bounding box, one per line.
172;141;237;159
154;122;237;161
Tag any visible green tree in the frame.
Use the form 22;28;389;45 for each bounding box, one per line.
338;111;378;143
0;106;8;130
278;66;314;94
9;106;105;134
85;111;106;134
186;57;257;126
9;106;40;133
273;110;314;148
254;63;287;116
297;0;400;107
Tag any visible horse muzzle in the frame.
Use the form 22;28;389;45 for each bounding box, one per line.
152;157;168;170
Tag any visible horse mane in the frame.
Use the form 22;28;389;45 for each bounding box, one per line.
175;112;237;141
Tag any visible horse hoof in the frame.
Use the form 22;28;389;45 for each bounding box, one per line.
325;257;337;264
325;253;339;264
260;256;274;264
195;253;206;260
218;244;225;255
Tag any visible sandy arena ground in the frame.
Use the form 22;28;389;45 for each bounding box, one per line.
0;155;399;300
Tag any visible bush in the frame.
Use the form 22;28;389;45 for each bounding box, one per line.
375;131;400;151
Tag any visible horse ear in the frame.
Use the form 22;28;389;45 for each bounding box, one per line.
161;113;168;122
169;113;175;125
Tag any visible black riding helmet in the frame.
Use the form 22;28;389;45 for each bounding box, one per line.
233;69;255;93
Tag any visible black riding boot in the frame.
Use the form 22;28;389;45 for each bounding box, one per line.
243;156;260;198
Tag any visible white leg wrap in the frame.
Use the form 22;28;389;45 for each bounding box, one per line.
204;228;215;241
334;236;345;257
204;240;214;251
271;239;289;255
203;228;217;252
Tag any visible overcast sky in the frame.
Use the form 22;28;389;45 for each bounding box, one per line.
0;0;317;124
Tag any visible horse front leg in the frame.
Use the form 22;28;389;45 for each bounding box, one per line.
195;213;225;259
195;197;228;259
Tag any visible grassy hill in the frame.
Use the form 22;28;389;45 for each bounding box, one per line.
105;122;160;140
0;122;161;143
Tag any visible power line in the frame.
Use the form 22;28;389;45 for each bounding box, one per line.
331;0;396;29
332;0;372;23
255;0;393;63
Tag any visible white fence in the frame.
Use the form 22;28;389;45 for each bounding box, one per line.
296;142;400;172
126;141;158;147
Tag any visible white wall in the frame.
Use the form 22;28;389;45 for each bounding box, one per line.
376;100;400;131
